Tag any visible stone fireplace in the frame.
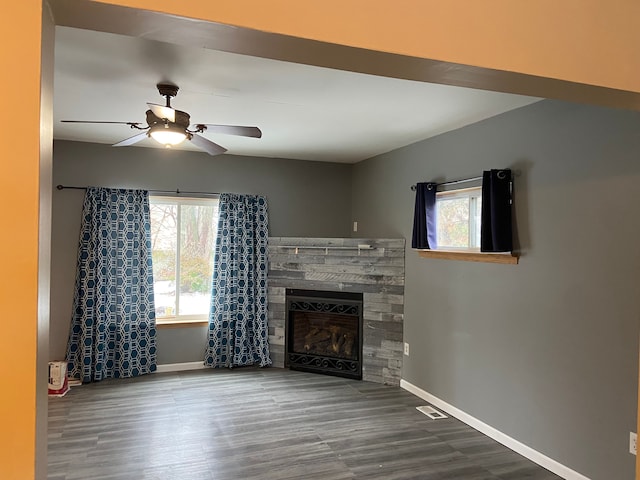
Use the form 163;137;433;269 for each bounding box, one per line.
286;289;363;380
267;237;405;386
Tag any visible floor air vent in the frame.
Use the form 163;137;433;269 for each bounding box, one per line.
416;405;448;419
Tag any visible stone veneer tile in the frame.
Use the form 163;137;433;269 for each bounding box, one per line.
267;237;405;386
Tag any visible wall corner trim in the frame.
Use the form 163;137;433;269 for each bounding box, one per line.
400;379;591;480
155;362;207;373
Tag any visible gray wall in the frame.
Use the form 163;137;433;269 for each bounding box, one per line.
51;140;352;364
351;99;640;480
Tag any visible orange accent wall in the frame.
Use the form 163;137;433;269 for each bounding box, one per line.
0;2;42;479
98;0;640;93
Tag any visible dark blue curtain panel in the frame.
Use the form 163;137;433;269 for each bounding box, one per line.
481;169;513;252
411;182;437;249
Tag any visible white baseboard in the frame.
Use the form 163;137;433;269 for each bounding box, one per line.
400;379;590;480
155;361;207;373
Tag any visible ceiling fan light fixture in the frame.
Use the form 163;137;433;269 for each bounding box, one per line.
149;124;187;146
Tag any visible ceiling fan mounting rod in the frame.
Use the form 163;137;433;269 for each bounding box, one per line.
157;83;179;107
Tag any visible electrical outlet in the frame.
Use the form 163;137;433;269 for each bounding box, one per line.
353;221;358;232
630;432;637;455
404;342;410;356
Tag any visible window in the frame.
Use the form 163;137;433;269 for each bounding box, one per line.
149;196;219;324
436;187;482;250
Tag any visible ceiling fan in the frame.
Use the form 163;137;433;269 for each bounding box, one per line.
61;84;262;156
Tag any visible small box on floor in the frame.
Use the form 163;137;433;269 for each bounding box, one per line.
48;361;69;397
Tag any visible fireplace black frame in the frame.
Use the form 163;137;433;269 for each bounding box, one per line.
285;289;363;380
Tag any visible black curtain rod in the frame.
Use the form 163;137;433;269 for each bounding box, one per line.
410;175;483;191
56;185;221;196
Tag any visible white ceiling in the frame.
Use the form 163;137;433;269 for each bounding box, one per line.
53;26;540;164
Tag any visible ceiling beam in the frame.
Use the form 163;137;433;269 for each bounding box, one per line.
50;0;640;111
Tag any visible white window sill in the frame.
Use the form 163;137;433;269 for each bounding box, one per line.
416;249;519;265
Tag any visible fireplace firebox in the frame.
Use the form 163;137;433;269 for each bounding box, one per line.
285;289;363;380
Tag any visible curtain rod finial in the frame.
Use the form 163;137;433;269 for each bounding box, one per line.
56;185;63;190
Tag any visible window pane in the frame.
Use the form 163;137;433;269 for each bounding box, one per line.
150;204;177;317
437;197;470;248
178;204;218;316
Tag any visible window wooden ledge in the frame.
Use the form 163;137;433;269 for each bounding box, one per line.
417;249;519;265
157;320;209;329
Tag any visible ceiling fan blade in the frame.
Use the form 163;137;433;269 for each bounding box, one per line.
113;132;148;147
190;133;227;156
200;124;262;138
147;103;175;122
61;120;142;126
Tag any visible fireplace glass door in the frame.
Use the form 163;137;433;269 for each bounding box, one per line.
286;289;362;379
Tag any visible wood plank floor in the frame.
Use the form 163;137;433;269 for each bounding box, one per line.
48;368;561;480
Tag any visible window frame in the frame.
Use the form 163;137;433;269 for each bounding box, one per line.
149;195;219;326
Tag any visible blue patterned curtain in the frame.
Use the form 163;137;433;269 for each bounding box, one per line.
204;193;271;368
66;187;157;382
